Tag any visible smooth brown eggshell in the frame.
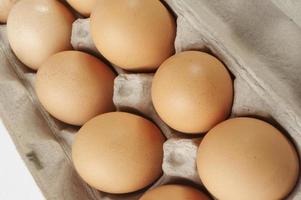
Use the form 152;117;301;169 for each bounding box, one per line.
139;184;210;200
7;0;74;70
35;51;115;126
0;0;18;23
90;0;176;71
66;0;96;17
197;117;299;200
72;112;165;194
152;51;233;134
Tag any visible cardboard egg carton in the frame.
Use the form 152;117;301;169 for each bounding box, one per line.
0;0;300;199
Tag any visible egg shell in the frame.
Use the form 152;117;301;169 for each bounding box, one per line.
90;0;176;71
7;0;74;70
197;117;300;200
72;112;165;194
0;0;18;23
66;0;96;17
139;184;210;200
152;51;233;134
35;51;115;126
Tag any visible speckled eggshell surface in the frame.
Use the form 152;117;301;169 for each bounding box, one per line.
139;184;210;200
35;51;116;126
66;0;96;17
90;0;176;71
7;0;74;70
72;112;165;194
152;51;233;134
0;0;18;23
197;117;299;200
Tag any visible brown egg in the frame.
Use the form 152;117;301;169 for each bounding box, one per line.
139;184;210;200
66;0;96;17
72;112;165;193
7;0;74;70
0;0;18;23
152;51;233;134
35;51;115;126
197;118;299;200
90;0;176;71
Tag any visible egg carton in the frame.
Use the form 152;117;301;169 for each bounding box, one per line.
0;0;301;199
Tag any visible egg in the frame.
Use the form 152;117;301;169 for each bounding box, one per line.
72;112;165;193
0;0;18;23
90;0;176;71
35;51;115;126
152;51;233;134
66;0;96;17
197;118;299;200
7;0;74;70
139;184;210;200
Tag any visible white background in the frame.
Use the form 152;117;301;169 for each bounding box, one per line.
0;119;44;200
